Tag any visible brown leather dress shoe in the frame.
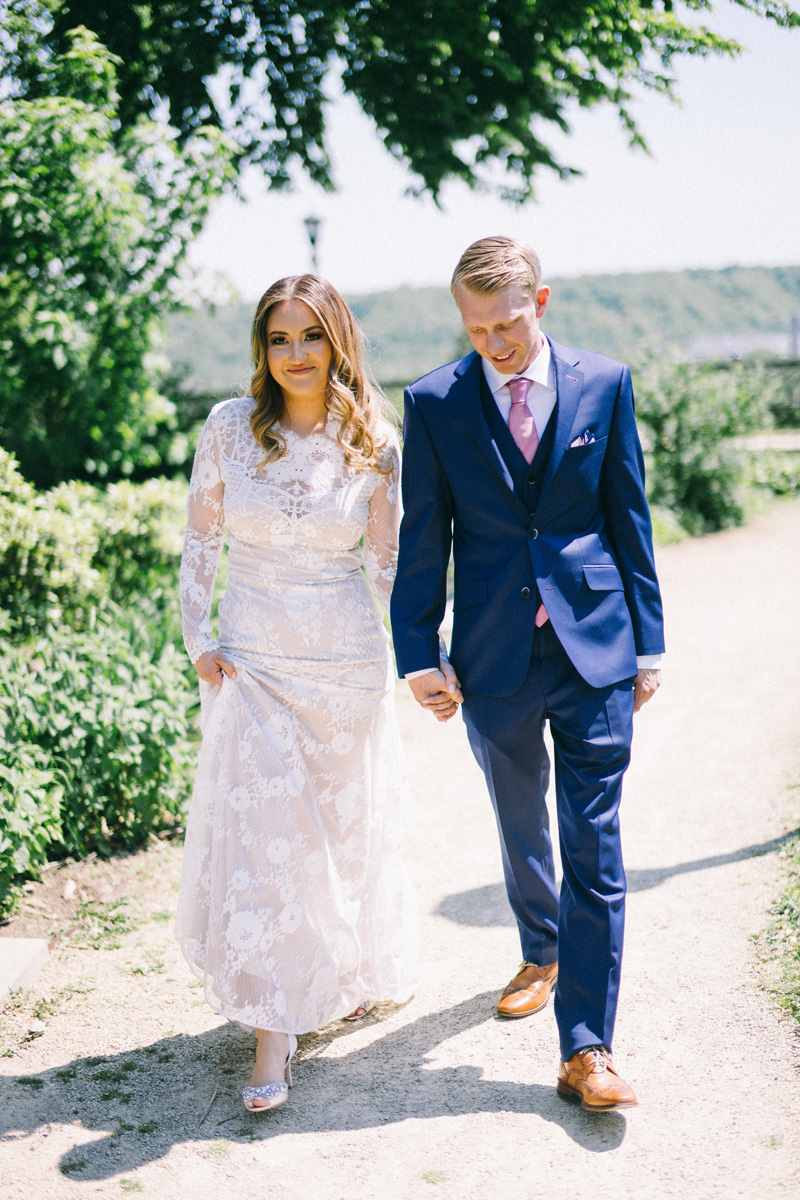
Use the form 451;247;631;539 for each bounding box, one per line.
496;961;558;1018
557;1046;638;1111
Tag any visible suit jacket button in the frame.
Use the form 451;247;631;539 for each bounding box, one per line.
521;587;531;599
528;527;538;540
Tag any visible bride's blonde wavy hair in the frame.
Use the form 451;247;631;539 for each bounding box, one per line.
249;275;394;473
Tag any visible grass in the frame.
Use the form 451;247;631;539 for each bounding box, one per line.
130;958;166;976
1;984;94;1057
119;1181;143;1193
756;825;800;1022
421;1170;449;1184
72;898;138;950
59;1160;87;1175
99;1088;133;1104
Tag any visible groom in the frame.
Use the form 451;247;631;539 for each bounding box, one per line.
390;237;664;1111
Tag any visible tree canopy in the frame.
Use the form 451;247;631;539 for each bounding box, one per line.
3;1;798;201
0;23;233;486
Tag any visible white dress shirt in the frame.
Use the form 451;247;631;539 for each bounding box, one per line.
406;339;663;677
482;337;557;436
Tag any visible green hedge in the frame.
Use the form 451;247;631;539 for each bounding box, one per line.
0;621;195;865
0;449;196;914
0;744;64;920
0;447;187;637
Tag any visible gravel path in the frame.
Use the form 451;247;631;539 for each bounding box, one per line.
2;497;799;1199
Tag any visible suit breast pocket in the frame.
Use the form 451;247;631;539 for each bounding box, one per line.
564;434;607;489
565;434;607;460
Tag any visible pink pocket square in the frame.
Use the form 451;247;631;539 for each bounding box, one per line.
570;429;595;448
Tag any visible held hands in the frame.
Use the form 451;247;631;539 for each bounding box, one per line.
633;667;661;713
194;650;237;686
407;659;464;723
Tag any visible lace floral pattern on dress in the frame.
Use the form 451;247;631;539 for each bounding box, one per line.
176;398;419;1033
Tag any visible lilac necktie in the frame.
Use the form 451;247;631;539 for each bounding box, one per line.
507;377;539;464
506;376;549;628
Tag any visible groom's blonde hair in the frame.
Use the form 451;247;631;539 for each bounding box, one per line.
451;236;542;299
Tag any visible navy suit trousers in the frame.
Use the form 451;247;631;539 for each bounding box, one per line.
461;620;634;1061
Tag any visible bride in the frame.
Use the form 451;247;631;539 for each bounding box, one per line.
176;276;441;1111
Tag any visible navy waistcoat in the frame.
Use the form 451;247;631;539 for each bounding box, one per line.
478;369;557;515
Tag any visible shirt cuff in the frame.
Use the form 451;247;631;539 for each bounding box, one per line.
636;653;664;670
405;667;440;680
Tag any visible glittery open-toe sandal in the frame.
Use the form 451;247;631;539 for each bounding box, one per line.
343;1001;375;1022
242;1034;297;1113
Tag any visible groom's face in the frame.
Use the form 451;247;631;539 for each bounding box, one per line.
455;281;550;375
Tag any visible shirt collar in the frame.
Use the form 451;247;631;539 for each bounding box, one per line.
481;336;553;396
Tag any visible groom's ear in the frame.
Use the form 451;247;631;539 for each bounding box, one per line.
535;287;550;318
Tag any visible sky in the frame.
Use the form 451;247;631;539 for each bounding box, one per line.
188;4;800;300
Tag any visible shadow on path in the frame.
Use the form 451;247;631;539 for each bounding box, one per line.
626;828;798;892
435;828;799;927
0;992;626;1180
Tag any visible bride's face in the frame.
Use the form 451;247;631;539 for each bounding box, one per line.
266;299;333;407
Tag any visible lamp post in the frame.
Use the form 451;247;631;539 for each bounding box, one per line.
303;215;321;273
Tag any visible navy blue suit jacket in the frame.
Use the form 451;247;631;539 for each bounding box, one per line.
390;339;665;695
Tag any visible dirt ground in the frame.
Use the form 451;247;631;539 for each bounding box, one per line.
2;497;800;1200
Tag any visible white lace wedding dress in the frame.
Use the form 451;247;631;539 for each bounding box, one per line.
176;397;419;1033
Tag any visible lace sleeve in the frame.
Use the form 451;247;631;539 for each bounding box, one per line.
364;427;401;614
180;407;225;663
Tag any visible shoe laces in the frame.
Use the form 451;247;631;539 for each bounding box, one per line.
580;1046;610;1072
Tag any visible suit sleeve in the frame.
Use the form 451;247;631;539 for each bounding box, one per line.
390;387;454;677
600;366;665;657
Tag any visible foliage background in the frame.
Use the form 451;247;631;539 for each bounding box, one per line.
0;448;196;917
166;265;800;393
33;0;799;202
0;23;233;488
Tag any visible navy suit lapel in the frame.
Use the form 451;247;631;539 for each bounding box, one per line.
540;340;584;496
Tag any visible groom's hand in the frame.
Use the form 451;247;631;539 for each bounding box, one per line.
407;660;463;722
633;667;661;713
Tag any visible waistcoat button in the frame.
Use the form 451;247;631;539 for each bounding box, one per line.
528;527;538;540
521;587;531;599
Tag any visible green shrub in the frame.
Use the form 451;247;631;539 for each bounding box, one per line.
748;450;800;498
0;447;187;638
0;26;232;488
0;617;196;861
47;477;186;597
768;362;800;429
636;359;778;535
0;451;194;915
0;448;100;635
0;742;64;919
